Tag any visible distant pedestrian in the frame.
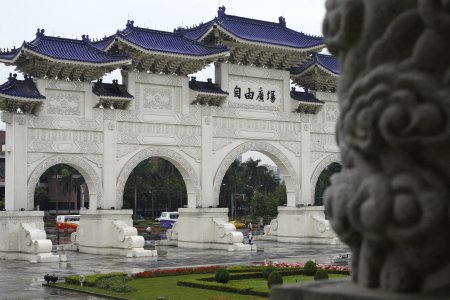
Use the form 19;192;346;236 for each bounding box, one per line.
248;232;253;245
248;222;253;232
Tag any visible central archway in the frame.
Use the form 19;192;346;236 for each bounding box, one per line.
116;147;200;209
213;141;299;207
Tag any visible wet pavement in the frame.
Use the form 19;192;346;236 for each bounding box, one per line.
0;239;349;300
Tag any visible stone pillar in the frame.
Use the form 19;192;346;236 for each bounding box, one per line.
300;123;311;205
102;110;117;209
274;0;450;298
4;113;28;210
0;113;59;262
200;113;214;208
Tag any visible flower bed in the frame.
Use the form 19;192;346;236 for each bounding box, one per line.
132;266;221;279
260;262;350;272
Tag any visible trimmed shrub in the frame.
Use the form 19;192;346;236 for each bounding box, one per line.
64;272;128;286
314;269;329;280
262;265;276;280
304;261;317;276
215;268;230;283
96;276;134;293
267;271;283;288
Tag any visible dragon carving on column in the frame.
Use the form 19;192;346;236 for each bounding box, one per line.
323;0;450;293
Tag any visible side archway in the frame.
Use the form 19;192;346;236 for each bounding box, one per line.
27;154;103;210
213;141;299;207
116;147;200;209
310;153;341;204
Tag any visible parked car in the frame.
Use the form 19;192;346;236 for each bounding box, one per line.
332;253;351;265
230;220;246;229
156;212;179;229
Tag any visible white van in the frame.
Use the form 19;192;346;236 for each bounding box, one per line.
156;212;179;229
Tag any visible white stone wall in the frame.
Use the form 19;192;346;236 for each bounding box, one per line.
5;64;340;212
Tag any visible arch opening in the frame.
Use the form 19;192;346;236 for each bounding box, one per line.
116;147;200;210
34;164;89;214
314;162;342;206
123;157;188;220
219;151;287;225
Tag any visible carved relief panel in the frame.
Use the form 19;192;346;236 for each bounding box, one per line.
137;84;181;113
45;90;84;117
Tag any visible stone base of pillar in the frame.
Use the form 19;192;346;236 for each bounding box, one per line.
260;206;340;244
270;280;444;300
74;209;156;258
0;211;60;263
166;208;253;252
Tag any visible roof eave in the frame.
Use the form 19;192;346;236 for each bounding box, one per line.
22;47;132;67
0;94;45;102
215;25;324;52
117;37;229;60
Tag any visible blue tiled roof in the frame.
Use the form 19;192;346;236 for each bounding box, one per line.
0;74;45;100
0;48;21;62
0;29;130;65
22;30;130;64
290;89;324;104
97;21;229;57
92;79;133;99
181;6;324;50
291;53;339;75
189;77;228;95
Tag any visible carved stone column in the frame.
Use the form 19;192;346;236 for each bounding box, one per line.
272;0;450;298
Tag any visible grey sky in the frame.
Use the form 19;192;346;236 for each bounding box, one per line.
0;0;327;164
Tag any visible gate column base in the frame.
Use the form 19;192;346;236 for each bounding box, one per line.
166;208;253;252
74;209;156;257
260;206;340;244
0;211;60;263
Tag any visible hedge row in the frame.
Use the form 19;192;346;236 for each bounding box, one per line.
132;266;221;279
177;279;268;297
65;272;128;287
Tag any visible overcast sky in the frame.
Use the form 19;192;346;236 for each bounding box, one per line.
0;0;327;164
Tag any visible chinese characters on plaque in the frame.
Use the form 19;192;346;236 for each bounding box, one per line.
234;85;276;103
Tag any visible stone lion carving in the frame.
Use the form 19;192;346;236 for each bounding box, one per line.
323;0;450;293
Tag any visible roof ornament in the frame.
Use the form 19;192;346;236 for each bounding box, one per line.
8;73;17;81
126;20;135;29
218;6;226;18
81;34;90;43
36;28;45;38
279;16;286;27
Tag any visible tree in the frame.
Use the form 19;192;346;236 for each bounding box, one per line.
34;186;51;210
123;158;187;219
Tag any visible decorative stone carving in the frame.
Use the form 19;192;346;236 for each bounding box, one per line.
213;141;299;204
280;141;301;156
116;144;140;159
27;154;103;209
323;0;450;293
116;147;200;208
325;103;339;122
46;91;82;116
179;147;201;162
213;138;234;152
142;86;173;110
16;115;26;125
27;153;49;165
46;79;85;91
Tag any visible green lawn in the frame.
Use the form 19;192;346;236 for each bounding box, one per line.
56;270;350;300
58;274;267;300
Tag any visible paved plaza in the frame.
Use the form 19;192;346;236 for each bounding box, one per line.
0;240;348;299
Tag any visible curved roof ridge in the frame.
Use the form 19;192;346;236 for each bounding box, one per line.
120;23;228;51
